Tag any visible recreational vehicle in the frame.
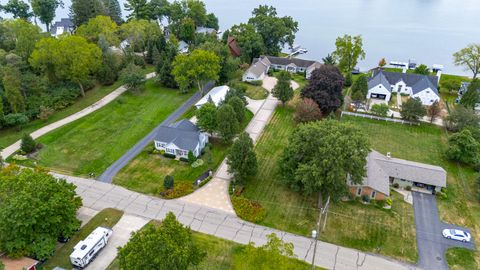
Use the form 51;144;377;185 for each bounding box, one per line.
70;227;113;268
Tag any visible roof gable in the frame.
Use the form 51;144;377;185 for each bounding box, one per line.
373;70;439;89
155;120;202;151
264;55;318;68
368;72;391;91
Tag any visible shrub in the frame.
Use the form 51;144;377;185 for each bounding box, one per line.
295;98;322;123
370;103;389;117
198;176;212;188
164;175;174;190
12;154;27;161
162;182;194;199
405;186;412;191
437;191;448;200
231;196;266;223
392;183;399;188
160;150;165;155
4;113;29;128
38;106;54;121
344;73;352;87
20;134;37;154
361;194;370;203
179;157;189;163
386;198;393;206
164;153;176;159
188;151;197;164
191;159;204;168
246;80;262;86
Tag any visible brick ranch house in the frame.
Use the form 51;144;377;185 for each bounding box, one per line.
348;151;447;200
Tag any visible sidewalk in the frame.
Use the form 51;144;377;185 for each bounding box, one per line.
0;73;156;160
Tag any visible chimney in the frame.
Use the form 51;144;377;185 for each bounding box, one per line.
386;152;392;159
436;70;442;84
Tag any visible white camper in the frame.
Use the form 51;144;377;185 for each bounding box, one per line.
70;227;113;269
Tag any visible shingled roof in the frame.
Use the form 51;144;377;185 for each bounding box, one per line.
264;55;318;68
155;120;202;151
368;71;391;91
372;70;439;89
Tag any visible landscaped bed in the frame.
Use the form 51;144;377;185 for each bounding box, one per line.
8;80;192;176
234;106;418;263
0;66;155;149
43;208;124;270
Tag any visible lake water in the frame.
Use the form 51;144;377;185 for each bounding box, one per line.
2;0;479;75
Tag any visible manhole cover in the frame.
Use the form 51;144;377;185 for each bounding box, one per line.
436;256;442;261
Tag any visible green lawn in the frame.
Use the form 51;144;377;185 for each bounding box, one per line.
446;248;478;270
237;107;417;262
106;222;320;270
0;66;155;149
113;110;253;198
42;208;124;270
15;80;191;177
239;82;268;100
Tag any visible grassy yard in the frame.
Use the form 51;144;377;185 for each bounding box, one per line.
237;107;417;262
15;80;191;176
0;66;155;149
42;208;124;270
106;221;319;270
239;81;268;100
113;110;253;198
446;248;478;270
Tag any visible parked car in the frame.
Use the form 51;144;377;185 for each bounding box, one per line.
442;229;471;242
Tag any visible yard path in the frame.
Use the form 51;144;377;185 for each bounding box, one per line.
0;73;157;160
57;173;418;270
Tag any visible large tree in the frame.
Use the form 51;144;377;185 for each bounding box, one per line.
350;74;368;102
31;0;63;32
216;104;239;143
332;34;366;74
149;0;170;22
155;40;177;88
301;65;345;115
0;19;42;60
459;79;480;109
172;49;220;93
445;105;480;132
226;23;265;63
30;36;102;96
280;120;370;200
446;129;480;165
2;65;25;113
413;64;430;75
294;98;322;123
272;71;294;106
248;5;298;56
227;132;257;184
453;44;480;78
103;0;122;25
227;96;246;124
124;0;151;20
196;102;217;135
1;0;32;20
400;97;426;122
120;63;145;92
118;212;205;269
119;19;161;55
76;15;119;46
235;234;296;270
197;40;240;83
70;0;105;28
427;100;441;123
0;166;82;260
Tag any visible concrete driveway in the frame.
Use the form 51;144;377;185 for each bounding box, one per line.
412;192;475;270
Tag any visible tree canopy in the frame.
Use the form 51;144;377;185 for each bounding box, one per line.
76;15;119;46
0;0;32;20
400;97;426;122
0;166;82;260
446;129;480;165
118;212;205;270
226;23;265;63
70;0;106;28
272;71;294;106
350;74;368;102
413;64;430;75
301;65;345;115
227;132;257;184
280;120;370;200
445;105;480;132
248;5;298;56
453;44;480;78
459;79;480;109
216;104;239;143
31;0;63;32
294;98;322;123
196;102;217;135
172;49;220;93
125;0;151;20
332;34;365;74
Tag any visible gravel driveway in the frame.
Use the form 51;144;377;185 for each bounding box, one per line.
412;192;475;270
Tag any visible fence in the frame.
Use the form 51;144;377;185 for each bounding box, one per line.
341;111;419;125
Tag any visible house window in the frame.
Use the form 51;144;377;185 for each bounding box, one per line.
398;85;403;92
357;187;362;196
371;191;376;199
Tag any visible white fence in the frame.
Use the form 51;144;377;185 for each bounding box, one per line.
341;111;419;125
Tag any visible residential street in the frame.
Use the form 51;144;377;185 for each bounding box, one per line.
59;173;418;270
412;192;475;270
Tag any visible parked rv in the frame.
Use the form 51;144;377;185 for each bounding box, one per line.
70;227;113;269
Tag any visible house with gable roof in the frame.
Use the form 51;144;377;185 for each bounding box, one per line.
367;70;441;106
153;119;208;158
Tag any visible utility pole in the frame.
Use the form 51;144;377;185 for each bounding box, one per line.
311;195;330;270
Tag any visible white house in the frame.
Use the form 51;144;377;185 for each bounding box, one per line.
50;18;74;37
367;70;440;106
178;40;189;54
195;85;230;109
242;55;321;82
154;119;208;158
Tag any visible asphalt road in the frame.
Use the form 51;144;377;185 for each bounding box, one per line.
98;90;203;183
412;192;475;270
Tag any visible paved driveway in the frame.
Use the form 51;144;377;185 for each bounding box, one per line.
412;192;475;270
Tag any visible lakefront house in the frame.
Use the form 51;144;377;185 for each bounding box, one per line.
154;120;208;158
367;70;441;106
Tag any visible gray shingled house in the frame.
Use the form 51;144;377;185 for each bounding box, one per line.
153;120;208;158
349;151;447;200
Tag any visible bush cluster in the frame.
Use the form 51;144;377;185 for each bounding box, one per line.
231;196;266;223
162;182;194;199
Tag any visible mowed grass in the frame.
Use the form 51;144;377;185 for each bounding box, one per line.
0;66;155;149
43;208;124;270
446;248;478;270
106;221;319;270
239;82;268;100
114;139;229;196
240;108;417;262
29;80;191;176
342;116;480;267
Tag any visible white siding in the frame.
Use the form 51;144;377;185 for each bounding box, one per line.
367;84;391;101
242;71;264;82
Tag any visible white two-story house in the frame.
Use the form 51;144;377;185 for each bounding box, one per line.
154;120;208;158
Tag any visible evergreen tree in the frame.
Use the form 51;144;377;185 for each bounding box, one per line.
196;103;217;135
124;0;151;20
20;133;36;153
155;42;177;88
350;74;368;101
103;0;122;25
216;104;239;143
227;96;246;124
400;97;426;122
446;129;480;165
227;132;258;183
70;0;106;28
2;66;25;113
272;71;293;106
460;79;480;109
